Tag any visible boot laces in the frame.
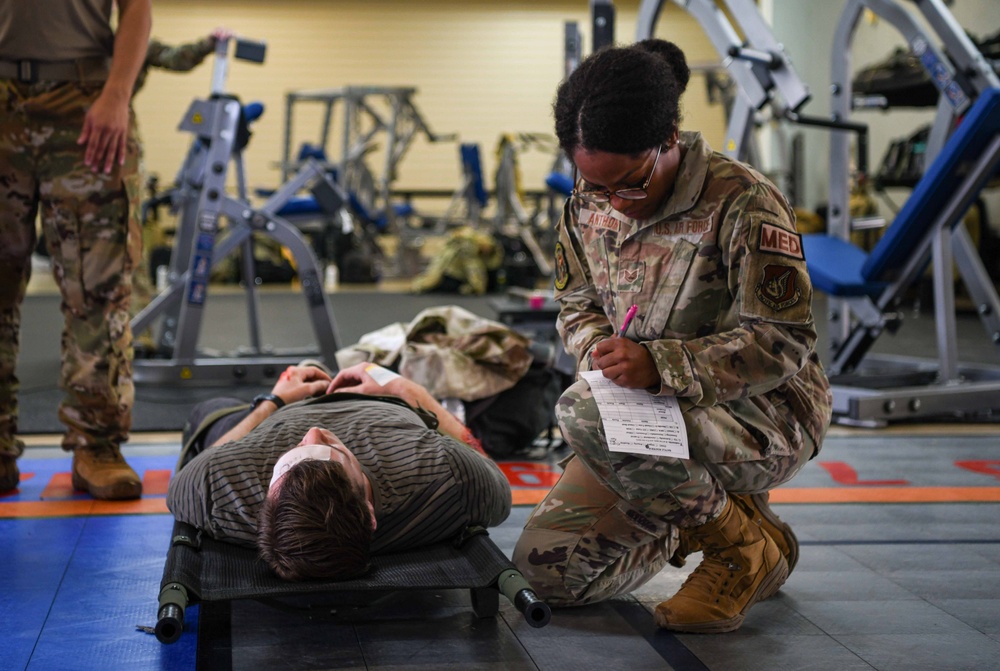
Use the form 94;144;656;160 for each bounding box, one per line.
678;554;745;601
80;445;125;464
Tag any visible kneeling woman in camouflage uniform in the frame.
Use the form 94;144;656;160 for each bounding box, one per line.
513;40;832;633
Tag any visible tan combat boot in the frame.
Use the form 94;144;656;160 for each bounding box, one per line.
0;453;19;492
669;492;799;574
655;497;788;633
1;438;25;493
72;446;142;500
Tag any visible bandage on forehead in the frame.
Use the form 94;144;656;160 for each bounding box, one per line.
269;444;335;488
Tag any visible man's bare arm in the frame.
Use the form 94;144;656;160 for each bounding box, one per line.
327;363;488;456
78;0;151;173
209;365;332;447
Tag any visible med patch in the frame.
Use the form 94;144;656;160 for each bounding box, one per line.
758;222;804;260
755;264;802;310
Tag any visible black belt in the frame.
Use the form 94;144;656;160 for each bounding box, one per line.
0;57;110;83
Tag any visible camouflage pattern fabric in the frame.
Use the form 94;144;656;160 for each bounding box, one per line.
131;36;215;319
514;454;678;606
133;37;215;95
514;131;831;604
411;226;503;295
0;80;141;455
400;305;533;401
336;305;534;402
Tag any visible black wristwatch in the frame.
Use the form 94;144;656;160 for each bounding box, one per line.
251;393;286;411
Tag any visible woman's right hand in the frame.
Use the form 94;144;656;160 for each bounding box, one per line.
592;337;660;389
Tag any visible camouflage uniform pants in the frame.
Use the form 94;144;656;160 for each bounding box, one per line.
513;378;818;606
0;80;141;456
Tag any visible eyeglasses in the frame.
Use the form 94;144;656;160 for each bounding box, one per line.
572;143;663;203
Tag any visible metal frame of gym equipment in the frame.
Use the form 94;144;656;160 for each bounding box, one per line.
497;3;613;278
436;143;488;230
819;0;1000;425
637;0;813;168
279;86;455;234
131;37;343;386
492;134;558;278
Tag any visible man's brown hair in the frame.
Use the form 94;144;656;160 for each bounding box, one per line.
257;458;373;581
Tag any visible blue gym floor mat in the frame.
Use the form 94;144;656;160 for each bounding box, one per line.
0;514;198;671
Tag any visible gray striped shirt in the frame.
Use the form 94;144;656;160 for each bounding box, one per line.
166;397;512;552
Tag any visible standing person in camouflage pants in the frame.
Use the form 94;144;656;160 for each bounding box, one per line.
0;0;152;499
513;40;833;633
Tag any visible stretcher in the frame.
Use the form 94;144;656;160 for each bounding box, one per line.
155;520;551;645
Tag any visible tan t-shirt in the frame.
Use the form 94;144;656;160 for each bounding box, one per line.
0;0;114;62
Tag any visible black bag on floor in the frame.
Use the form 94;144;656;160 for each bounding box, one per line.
464;364;570;458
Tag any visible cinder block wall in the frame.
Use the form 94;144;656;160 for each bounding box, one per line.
135;0;726;203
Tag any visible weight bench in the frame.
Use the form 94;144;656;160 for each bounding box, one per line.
802;87;1000;425
261;143;416;234
154;520;551;645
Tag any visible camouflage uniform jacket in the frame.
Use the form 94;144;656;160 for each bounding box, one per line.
553;131;831;446
132;36;214;93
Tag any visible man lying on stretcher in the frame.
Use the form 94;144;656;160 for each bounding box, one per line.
166;362;511;581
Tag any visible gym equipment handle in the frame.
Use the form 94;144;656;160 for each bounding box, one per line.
727;45;781;70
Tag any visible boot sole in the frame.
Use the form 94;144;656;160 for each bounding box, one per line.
749;492;799;574
655;558;790;634
1;453;22;492
0;467;19;492
71;469;142;501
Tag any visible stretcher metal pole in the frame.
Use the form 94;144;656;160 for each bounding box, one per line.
155;582;188;644
496;568;552;628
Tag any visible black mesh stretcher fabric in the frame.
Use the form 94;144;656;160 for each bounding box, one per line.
156;520;550;643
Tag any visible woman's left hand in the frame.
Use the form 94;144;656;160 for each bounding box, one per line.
592;338;660;389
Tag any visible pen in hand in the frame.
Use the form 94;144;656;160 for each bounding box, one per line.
619;304;638;337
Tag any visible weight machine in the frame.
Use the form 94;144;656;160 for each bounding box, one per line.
492;133;559;279
131;37;344;385
280;86;455;234
810;0;1000;425
637;0;813;167
827;0;998;241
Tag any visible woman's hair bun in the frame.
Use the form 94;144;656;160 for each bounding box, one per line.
635;39;690;94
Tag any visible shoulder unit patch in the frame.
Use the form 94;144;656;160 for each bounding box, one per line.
755;264;801;310
554;241;570;291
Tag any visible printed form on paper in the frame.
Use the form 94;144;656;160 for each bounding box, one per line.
580;370;690;459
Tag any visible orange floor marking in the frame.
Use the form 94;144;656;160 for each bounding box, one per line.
0;501;97;518
512;489;548;506
92;498;170;515
770;486;1000;503
512;486;1000;507
4;486;1000;518
40;472;77;500
0;498;169;518
142;469;173;496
